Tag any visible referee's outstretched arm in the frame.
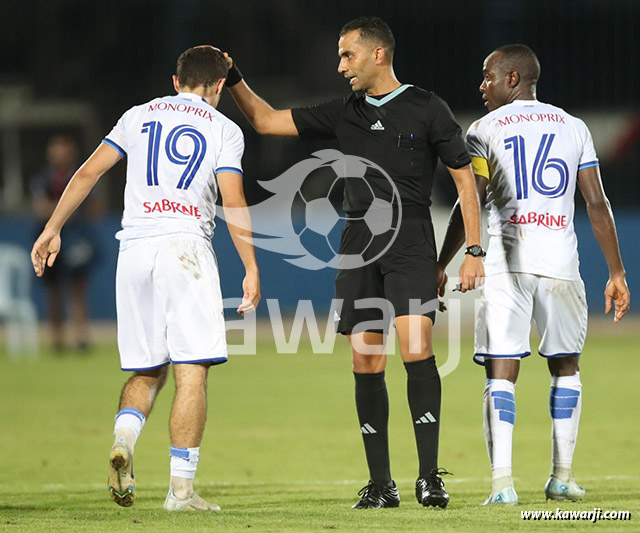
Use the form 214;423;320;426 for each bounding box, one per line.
223;53;299;137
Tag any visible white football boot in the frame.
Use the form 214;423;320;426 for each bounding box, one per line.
483;486;519;505
108;441;135;507
163;488;221;511
544;476;585;502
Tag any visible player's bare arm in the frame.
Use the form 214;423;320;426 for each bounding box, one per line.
437;174;488;295
436;174;487;295
445;164;485;292
31;142;122;277
223;53;298;137
217;171;261;315
577;165;630;322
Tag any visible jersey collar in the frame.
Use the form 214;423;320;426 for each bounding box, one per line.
364;84;413;107
511;99;540;106
176;91;209;105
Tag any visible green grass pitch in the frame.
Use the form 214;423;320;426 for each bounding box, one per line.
0;330;638;532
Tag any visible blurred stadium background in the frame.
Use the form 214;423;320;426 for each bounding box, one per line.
0;2;639;530
0;0;638;343
0;1;638;339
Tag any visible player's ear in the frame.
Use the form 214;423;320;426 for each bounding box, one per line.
372;46;385;65
508;70;520;88
215;77;226;95
172;75;181;93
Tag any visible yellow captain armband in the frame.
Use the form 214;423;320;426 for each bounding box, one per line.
471;156;490;180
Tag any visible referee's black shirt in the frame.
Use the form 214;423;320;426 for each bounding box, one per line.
291;84;471;214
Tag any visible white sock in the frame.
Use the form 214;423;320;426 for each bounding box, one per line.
550;372;582;482
483;378;516;490
169;446;200;498
113;408;146;451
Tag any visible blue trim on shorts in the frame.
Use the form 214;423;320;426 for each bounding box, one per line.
539;351;581;358
475;351;531;358
121;361;170;372
473;351;531;366
171;356;228;366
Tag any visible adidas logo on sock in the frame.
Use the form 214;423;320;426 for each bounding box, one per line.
370;120;385;131
415;412;437;424
360;423;377;434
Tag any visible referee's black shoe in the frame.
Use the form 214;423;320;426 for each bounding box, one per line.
352;480;400;509
416;468;452;508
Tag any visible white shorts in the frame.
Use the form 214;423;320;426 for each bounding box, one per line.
474;272;587;365
116;233;227;371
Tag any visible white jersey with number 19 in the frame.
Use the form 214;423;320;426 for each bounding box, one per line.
466;100;598;281
103;91;244;247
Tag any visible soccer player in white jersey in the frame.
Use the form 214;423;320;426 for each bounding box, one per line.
437;44;630;505
31;46;260;511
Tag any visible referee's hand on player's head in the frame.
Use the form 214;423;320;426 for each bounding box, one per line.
223;52;233;69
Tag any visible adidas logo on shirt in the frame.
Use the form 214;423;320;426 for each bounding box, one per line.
370;120;385;131
360;423;377;434
415;412;437;424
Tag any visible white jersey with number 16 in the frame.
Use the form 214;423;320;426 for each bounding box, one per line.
103;91;244;246
466;99;598;281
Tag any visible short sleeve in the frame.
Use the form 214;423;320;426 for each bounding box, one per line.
215;122;244;176
576;119;599;170
103;109;130;158
426;94;471;169
291;97;347;140
466;120;490;179
465;120;489;159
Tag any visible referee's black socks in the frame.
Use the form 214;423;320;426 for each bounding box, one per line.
354;371;391;485
404;357;441;477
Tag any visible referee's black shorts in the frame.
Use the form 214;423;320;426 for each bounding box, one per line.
335;208;438;336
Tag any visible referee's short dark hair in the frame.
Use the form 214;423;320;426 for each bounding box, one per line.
340;16;395;56
176;46;229;89
493;44;541;85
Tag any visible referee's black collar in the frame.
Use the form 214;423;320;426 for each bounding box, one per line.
364;84;413;107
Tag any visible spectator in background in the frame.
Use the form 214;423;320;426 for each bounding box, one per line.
31;135;102;352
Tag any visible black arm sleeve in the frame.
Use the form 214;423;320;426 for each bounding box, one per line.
427;94;472;169
291;97;347;140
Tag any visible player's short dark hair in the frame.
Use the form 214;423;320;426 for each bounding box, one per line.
176;46;228;89
493;44;541;85
340;16;395;56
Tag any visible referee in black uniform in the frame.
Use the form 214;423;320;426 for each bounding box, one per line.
225;16;484;509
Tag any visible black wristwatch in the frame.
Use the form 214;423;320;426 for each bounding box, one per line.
465;245;486;258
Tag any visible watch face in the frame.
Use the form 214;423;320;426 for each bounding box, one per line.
466;245;485;257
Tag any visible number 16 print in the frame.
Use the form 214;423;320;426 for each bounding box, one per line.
504;133;569;200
